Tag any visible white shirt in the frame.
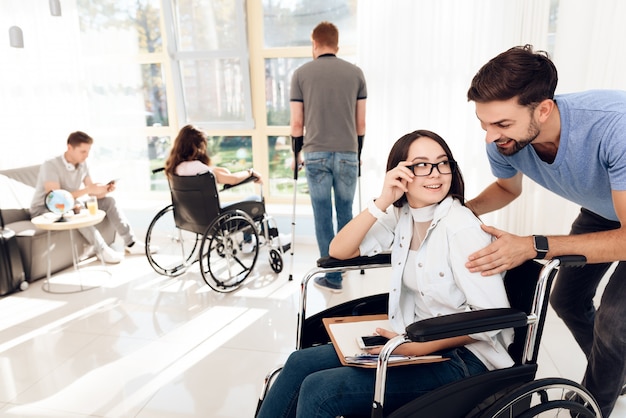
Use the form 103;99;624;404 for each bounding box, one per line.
175;160;212;176
359;196;514;370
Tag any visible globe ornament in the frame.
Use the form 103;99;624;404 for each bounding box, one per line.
45;189;75;222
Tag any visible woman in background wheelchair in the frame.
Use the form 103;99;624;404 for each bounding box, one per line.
257;129;515;418
164;124;263;186
149;124;289;288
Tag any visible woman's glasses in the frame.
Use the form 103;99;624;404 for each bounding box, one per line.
408;160;456;177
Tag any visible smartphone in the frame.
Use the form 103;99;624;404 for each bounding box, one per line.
356;335;390;350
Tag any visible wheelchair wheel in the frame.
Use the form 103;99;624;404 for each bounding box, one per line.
268;249;283;273
199;210;259;292
479;378;601;418
146;205;200;277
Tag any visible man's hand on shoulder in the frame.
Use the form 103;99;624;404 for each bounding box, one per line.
465;224;536;276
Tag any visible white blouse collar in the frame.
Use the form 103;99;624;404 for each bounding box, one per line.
409;203;437;222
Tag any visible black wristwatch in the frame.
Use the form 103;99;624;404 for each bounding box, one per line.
533;235;549;260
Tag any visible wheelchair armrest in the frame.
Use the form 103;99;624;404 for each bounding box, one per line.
222;174;258;190
406;308;528;342
316;253;392;269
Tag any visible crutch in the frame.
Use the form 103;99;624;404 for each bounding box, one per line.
288;136;304;281
357;135;365;275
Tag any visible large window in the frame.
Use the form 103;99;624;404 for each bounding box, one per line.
165;0;253;129
0;0;357;205
262;0;357;48
259;0;358;200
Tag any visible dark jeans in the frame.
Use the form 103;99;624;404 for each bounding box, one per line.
256;344;487;418
550;208;626;417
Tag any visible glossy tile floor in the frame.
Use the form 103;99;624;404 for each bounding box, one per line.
0;240;624;417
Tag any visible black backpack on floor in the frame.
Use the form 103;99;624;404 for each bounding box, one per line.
0;210;26;296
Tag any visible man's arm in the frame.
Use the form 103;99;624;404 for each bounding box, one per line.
290;101;304;138
355;98;366;136
548;189;626;262
50;176;108;200
466;173;523;215
290;101;304;168
467;189;626;276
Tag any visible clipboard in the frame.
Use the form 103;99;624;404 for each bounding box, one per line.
322;314;448;368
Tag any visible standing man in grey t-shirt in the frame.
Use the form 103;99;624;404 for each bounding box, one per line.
290;21;367;293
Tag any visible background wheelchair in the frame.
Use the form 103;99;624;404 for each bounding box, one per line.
257;254;602;418
145;169;289;293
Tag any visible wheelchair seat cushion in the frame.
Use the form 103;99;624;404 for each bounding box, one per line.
223;196;265;222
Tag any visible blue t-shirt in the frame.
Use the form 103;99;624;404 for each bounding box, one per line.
487;90;626;221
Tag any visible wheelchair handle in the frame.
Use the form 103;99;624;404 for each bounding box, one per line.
549;254;586;267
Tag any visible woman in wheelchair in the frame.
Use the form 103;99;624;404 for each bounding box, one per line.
257;130;515;418
164;124;263;185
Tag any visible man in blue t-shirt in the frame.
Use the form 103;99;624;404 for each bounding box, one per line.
465;45;626;417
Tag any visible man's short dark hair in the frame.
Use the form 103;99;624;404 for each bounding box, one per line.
67;131;94;147
467;44;558;107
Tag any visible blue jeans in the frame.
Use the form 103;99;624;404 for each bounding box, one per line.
304;152;358;284
256;343;488;418
550;208;626;418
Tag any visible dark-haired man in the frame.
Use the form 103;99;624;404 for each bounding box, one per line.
465;45;626;417
31;131;150;264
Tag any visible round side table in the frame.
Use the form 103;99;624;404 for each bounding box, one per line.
31;209;111;293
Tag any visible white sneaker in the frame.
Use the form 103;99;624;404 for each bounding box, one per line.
242;235;257;254
98;245;124;264
278;233;292;245
277;233;292;251
125;241;157;255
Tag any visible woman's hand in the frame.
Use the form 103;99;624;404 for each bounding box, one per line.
364;328;430;357
376;161;415;209
249;169;263;184
365;328;475;357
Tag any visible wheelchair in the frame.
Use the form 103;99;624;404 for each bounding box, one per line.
145;169;289;293
256;254;602;417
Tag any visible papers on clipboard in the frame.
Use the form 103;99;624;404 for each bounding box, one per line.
322;314;448;368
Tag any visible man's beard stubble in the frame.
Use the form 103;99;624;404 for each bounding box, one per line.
496;119;541;156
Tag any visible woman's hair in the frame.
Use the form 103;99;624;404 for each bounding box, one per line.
467;44;558;107
386;129;465;208
312;21;339;48
164;125;210;177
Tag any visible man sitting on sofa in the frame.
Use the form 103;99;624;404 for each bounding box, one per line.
30;131;150;264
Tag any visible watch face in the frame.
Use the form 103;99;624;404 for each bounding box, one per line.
534;235;549;251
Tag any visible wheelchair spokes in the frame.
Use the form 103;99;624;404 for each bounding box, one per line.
479;379;601;418
145;205;199;277
199;211;259;293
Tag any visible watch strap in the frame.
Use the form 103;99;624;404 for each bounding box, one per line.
533;235;549;259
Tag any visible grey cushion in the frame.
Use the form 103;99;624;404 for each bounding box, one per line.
0;165;116;282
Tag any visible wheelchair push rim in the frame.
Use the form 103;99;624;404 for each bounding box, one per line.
199;210;259;293
478;378;601;418
145;205;199;277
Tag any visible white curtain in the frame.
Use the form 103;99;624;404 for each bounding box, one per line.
354;0;623;237
554;0;626;92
